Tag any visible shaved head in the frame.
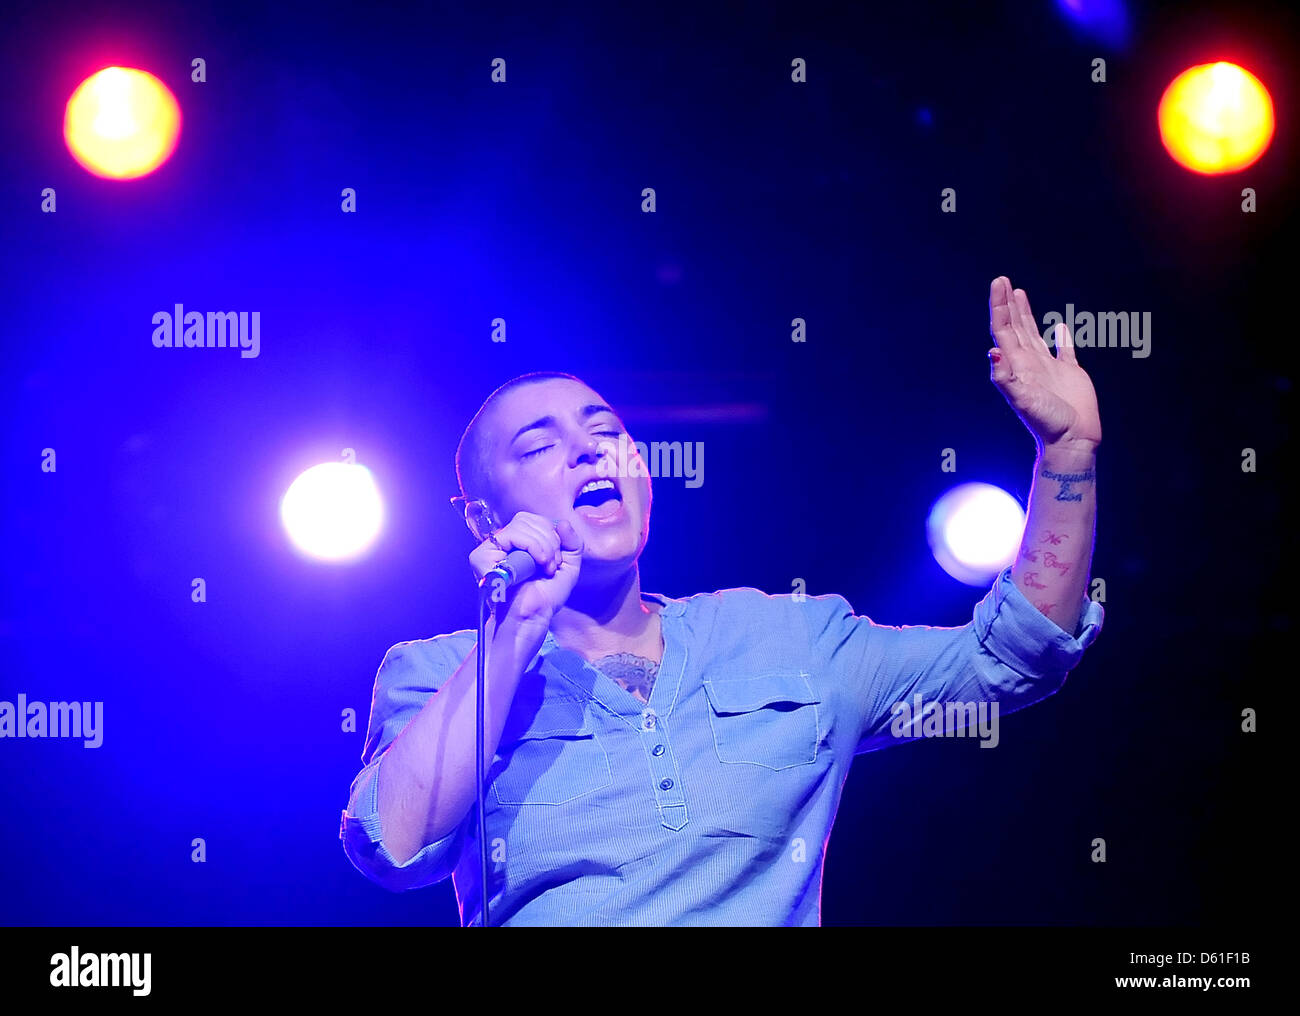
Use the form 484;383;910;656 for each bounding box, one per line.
456;371;584;505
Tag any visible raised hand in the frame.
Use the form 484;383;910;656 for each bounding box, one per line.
988;276;1102;452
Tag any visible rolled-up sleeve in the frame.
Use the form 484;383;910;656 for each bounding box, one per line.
339;638;470;891
801;565;1103;754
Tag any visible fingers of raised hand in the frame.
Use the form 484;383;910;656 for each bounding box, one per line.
1010;286;1059;359
1051;322;1079;364
988;346;1014;386
988;277;1022;350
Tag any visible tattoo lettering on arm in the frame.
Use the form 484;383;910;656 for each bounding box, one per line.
1014;441;1096;631
1042;551;1071;575
1040;466;1095;502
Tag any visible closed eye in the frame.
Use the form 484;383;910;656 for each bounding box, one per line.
524;430;619;459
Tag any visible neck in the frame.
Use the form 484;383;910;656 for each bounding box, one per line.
550;566;657;660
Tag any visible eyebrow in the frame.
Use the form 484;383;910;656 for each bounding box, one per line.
510;403;618;445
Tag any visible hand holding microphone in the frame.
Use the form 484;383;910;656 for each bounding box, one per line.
468;511;584;628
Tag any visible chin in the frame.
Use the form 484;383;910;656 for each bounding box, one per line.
581;541;639;568
579;534;644;570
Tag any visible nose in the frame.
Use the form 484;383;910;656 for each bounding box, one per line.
568;435;604;469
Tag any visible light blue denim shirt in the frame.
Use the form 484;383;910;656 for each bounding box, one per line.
340;566;1103;925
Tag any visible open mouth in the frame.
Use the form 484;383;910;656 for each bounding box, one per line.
573;478;623;519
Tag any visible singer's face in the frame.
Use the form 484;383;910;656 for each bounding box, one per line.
482;378;652;577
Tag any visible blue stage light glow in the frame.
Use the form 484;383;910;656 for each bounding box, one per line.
1055;0;1132;49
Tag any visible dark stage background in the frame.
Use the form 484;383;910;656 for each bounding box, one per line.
0;0;1288;926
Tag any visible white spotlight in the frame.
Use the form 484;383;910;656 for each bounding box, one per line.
927;482;1025;586
280;462;384;562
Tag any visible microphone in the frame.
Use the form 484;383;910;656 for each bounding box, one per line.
483;549;537;588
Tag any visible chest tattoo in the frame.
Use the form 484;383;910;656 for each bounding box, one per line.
594;652;660;704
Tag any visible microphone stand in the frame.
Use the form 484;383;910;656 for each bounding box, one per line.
473;572;507;928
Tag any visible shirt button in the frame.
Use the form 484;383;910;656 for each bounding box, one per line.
652;744;665;757
641;708;657;731
659;778;673;791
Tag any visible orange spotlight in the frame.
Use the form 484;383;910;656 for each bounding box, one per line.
63;67;182;180
1157;62;1274;175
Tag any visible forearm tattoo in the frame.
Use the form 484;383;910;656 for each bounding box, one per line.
1040;465;1095;502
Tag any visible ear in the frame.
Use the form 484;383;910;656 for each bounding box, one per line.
463;498;501;542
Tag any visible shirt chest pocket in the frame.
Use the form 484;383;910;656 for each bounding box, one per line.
491;708;613;806
702;672;821;771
